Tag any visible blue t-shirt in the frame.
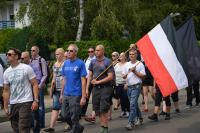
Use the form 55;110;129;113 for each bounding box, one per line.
62;58;87;96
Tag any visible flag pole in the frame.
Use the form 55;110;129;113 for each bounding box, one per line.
95;44;136;80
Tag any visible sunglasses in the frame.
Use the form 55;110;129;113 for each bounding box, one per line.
129;53;136;55
31;49;36;52
6;53;16;56
88;51;94;53
66;50;74;53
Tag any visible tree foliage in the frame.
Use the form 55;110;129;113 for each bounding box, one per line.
12;0;200;44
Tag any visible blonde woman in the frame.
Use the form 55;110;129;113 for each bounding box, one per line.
114;52;130;117
44;48;65;132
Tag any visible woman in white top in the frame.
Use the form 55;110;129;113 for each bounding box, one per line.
114;52;130;117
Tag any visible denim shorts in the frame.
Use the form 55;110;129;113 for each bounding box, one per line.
52;91;61;110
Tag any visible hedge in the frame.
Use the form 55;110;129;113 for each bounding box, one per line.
63;40;134;60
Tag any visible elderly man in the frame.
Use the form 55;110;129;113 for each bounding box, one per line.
60;44;87;133
3;48;39;133
86;45;114;133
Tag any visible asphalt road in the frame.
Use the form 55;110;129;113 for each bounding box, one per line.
0;89;200;133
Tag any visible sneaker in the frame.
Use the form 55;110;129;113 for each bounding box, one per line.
185;105;192;109
134;118;141;126
120;112;126;118
84;115;96;123
125;112;129;118
43;127;55;132
64;125;72;132
165;113;170;120
159;111;166;116
125;123;134;130
148;114;158;122
139;117;143;124
99;127;109;133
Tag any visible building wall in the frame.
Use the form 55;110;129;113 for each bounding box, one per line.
14;0;30;28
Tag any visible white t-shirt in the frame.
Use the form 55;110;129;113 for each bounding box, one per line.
85;56;95;78
3;63;36;104
0;64;3;87
123;61;146;86
114;62;127;85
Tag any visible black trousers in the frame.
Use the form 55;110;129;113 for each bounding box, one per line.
154;86;171;107
186;81;200;106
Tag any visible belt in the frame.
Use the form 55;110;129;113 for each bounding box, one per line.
94;84;109;89
128;83;141;88
116;84;124;87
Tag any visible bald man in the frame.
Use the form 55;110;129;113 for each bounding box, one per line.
21;51;31;64
86;45;114;133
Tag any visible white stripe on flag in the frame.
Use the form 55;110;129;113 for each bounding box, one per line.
148;24;188;90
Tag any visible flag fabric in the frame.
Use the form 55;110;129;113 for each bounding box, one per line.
176;17;200;81
136;16;188;97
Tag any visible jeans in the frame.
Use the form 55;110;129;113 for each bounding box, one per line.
39;89;45;128
127;84;142;123
31;109;40;133
61;96;83;133
52;91;61;110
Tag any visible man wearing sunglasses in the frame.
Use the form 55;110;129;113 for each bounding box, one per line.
3;48;39;133
60;44;87;133
82;47;96;120
30;45;48;128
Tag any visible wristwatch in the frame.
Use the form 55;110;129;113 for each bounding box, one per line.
34;99;39;103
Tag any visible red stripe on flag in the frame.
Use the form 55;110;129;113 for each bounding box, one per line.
137;35;177;97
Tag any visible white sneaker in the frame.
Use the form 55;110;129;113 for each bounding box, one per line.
125;112;129;118
134;118;141;126
125;123;134;130
120;112;126;118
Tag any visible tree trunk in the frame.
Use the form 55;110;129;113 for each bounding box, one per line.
76;0;84;41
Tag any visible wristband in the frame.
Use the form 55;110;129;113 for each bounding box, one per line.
34;99;39;103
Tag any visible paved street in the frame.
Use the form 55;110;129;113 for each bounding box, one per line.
0;89;200;133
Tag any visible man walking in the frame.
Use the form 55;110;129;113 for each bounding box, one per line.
60;44;87;133
82;47;96;121
123;49;146;130
86;44;114;133
21;51;40;133
30;45;48;128
0;63;3;109
3;48;39;133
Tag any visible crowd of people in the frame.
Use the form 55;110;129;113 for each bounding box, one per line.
0;43;199;133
